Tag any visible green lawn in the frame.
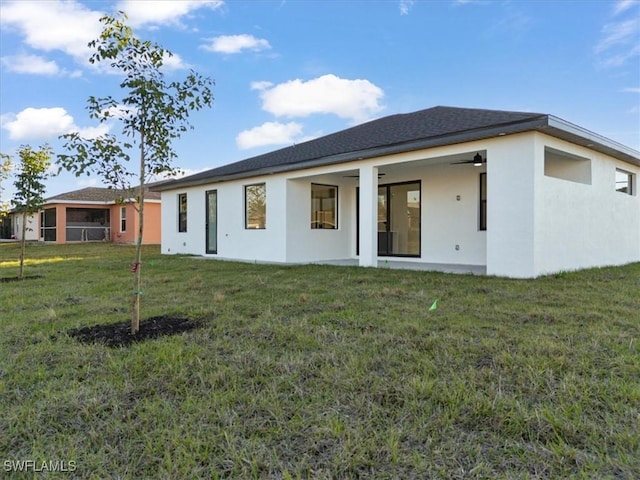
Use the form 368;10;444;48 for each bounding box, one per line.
1;242;638;479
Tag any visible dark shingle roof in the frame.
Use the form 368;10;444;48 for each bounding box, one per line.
46;185;161;203
215;106;544;173
154;105;639;191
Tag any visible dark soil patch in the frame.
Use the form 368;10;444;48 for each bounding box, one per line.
0;275;43;283
68;315;206;347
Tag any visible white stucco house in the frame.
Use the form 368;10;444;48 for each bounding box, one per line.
154;106;639;278
10;212;38;241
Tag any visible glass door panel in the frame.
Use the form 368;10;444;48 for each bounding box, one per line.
377;186;389;255
357;181;421;257
388;183;420;255
206;190;217;254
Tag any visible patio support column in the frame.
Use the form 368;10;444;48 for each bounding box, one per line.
56;206;66;244
358;165;378;267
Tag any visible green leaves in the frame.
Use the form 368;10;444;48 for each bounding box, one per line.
59;133;133;190
0;153;13;217
11;145;52;215
58;12;214;187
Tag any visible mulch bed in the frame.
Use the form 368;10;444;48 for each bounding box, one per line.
68;315;205;348
0;275;43;283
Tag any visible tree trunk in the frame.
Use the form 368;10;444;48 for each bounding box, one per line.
131;132;146;335
19;211;27;280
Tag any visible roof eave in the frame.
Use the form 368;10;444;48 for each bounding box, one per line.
154;114;639;192
541;116;640;167
42;198;161;205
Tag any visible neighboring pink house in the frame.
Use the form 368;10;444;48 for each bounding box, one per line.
37;186;161;244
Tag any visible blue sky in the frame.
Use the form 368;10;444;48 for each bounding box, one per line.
1;0;639;199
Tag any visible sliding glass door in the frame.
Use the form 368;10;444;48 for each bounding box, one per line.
358;180;421;257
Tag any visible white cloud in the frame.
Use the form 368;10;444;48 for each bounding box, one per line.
201;34;271;54
595;19;639;54
622;87;640;93
236;121;303;149
1;107;109;141
613;0;638;15
0;53;82;77
116;0;224;28
0;54;60;75
0;0;217;72
0;0;102;62
399;0;415;15
255;74;384;123
76;124;111;140
161;51;190;71
251;81;274;90
598;44;640;68
595;0;640;70
77;177;98;187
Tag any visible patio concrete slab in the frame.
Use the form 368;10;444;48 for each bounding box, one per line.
194;255;486;275
312;258;486;275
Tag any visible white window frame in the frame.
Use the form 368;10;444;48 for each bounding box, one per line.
615;168;635;195
120;206;127;232
178;193;188;232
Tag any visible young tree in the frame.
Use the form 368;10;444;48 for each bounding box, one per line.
0;153;12;217
58;13;214;334
12;145;52;280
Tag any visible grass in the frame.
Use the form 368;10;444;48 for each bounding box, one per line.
0;242;638;479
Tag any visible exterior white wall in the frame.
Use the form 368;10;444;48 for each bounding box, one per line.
285;175;354;263
161;176;288;262
534;133;640;275
486;134;539;278
159;132;639;277
485;131;640;277
161;186;203;255
161;143;492;267
12;213;38;241
420;163;486;266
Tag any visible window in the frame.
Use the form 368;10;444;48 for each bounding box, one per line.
544;147;591;185
479;173;487;231
40;208;57;241
120;206;127;232
311;184;337;229
616;168;635;195
206;190;217;254
178;193;187;232
65;208;110;241
245;183;266;229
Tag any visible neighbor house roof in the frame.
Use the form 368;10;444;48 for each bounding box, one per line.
45;185;161;204
154;106;640;191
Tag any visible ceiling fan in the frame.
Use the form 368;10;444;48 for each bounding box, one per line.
451;152;486;166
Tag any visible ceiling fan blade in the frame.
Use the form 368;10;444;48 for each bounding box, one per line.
451;153;486;166
450;159;474;165
343;173;386;178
